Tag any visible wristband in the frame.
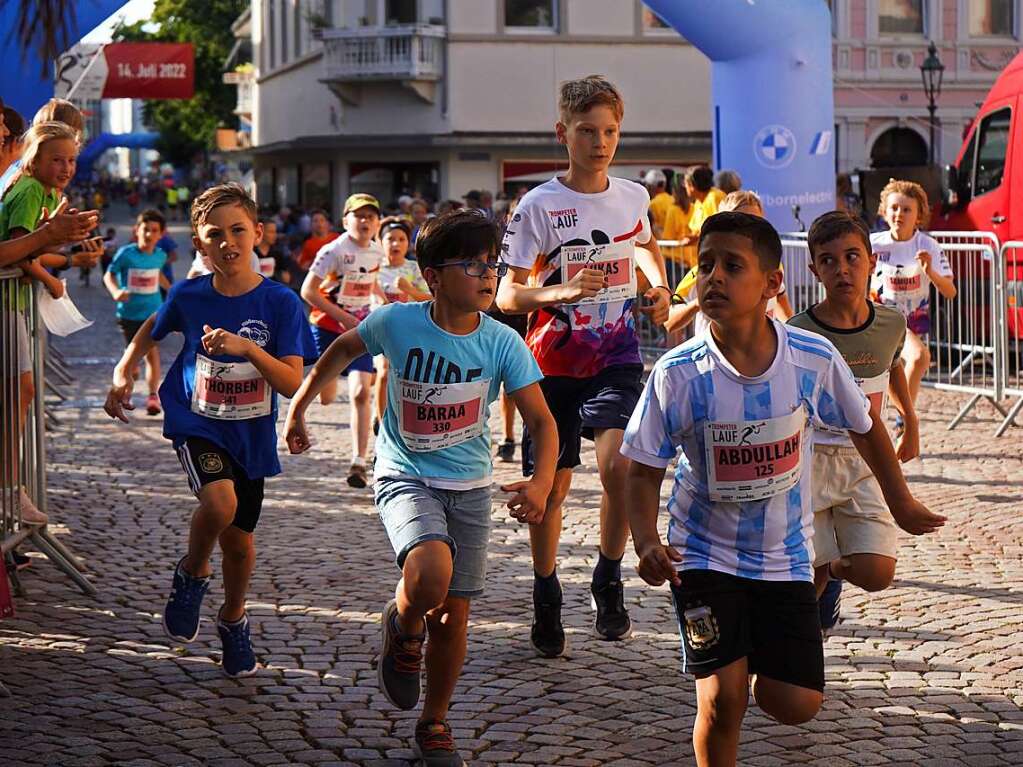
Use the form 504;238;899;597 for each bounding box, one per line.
651;285;672;298
64;252;73;270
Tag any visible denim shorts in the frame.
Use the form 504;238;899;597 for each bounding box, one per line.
374;476;493;598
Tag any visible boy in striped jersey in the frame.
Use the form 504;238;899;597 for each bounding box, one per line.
622;212;943;765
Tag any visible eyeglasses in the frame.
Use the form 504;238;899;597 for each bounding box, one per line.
437;259;509;278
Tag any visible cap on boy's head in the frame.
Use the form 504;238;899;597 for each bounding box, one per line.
643;169;667;188
699;211;782;271
343;193;380;216
807;210;871;260
558;75;624;124
415;209;499;272
190;182;258;231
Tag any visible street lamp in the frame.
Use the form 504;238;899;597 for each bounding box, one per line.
920;41;945;166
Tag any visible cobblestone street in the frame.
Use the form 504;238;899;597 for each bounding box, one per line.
3;214;1023;766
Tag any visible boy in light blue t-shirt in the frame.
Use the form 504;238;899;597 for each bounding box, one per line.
285;210;558;767
103;208;170;415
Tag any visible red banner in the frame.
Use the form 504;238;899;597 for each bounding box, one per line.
102;43;194;99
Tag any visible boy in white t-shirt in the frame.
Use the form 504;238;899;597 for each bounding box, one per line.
497;75;671;655
870;179;957;435
622;212;942;765
300;193;387;488
285;210;557;766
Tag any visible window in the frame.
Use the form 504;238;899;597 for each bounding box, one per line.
506;0;557;31
974;107;1010;197
642;4;671;33
970;0;1014;37
956;126;978;202
302;163;332;209
385;0;416;24
879;0;924;36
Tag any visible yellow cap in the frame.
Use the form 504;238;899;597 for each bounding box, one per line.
343;193;381;216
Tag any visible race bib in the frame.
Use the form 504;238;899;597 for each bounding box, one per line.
338;271;375;308
259;257;275;277
561;240;636;306
127;267;160;295
191;354;271;421
878;263;928;303
398;378;489;452
704;407;806;502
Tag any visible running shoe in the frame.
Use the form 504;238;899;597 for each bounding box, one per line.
413;719;464;767
378;599;424;710
146;393;161;416
17;488;48;526
347;462;368;489
162;556;211;643
217;611;258;677
531;596;566;658
495;439;515;463
591;579;632;640
819;578;843;634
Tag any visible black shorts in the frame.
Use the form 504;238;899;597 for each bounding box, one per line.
522;364;643;475
175;437;265;533
487;306;527;338
117;318;146;346
669;570;824;693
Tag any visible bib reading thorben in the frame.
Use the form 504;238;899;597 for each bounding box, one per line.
561;240;636;306
398;378;490;452
191;354;271;421
127;267;160;294
879;262;928;304
704;407;806;502
338;272;374;308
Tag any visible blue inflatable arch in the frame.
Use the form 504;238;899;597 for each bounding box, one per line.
76;131;160;180
644;0;836;231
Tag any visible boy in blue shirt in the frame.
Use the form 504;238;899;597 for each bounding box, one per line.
104;208;171;416
103;184;317;677
285;210;558;766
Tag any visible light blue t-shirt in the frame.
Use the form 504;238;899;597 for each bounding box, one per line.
359;302;543;488
107;244;168;321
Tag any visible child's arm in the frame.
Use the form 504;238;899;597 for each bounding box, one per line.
500;383;557;524
888;360;920;462
635;238;671;326
103;270;130;302
917;250;957;300
300;271;359;330
497;264;607;315
847;414;945;534
21;257;64;298
285;328;368;453
159;273;172;291
664;301;700;334
199;324;303;396
104;315;159;422
626;460;682;587
397;276;432;302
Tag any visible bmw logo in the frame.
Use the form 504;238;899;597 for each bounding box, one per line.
754;125;797;169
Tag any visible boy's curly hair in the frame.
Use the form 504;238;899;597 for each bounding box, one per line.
877;178;931;229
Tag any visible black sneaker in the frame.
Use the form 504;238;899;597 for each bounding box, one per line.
413;718;465;766
531;597;566;658
591;579;632;640
495;439;515;463
819;578;843;635
378;599;425;710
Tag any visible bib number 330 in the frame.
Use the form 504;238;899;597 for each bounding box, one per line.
398;378;490;452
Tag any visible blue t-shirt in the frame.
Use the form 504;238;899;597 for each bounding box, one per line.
157;234;178;284
359;302;542;488
106;244;167;321
151;274;318;478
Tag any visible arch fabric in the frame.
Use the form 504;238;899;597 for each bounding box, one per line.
76;132;160;180
644;0;837;231
0;1;127;119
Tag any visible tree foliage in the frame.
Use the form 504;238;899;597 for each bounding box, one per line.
114;0;246;166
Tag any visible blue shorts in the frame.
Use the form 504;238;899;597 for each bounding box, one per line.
374;476;492;599
310;324;375;375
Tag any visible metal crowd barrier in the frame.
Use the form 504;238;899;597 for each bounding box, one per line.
997;240;1023;437
0;267;95;602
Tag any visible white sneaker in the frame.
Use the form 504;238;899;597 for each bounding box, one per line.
18;488;48;526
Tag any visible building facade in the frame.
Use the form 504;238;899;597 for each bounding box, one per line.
248;0;712;213
831;0;1020;171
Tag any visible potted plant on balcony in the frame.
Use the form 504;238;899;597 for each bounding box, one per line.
305;7;330;39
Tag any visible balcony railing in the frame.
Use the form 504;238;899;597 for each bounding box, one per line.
321;24;445;83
